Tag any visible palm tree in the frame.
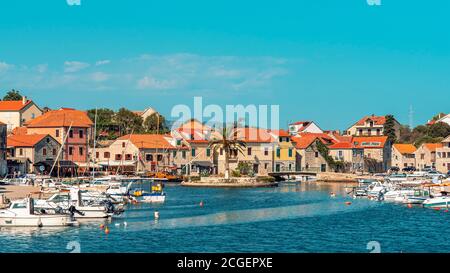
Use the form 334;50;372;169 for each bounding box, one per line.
209;126;246;179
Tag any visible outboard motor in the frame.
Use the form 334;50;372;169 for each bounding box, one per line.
68;205;85;219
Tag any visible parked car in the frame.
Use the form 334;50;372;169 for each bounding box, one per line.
390;167;400;172
426;170;446;179
402;166;417;172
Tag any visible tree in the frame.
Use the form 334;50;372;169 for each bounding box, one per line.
114;108;144;135
3;89;23;101
383;115;397;144
398;125;413;143
87;108;117;139
414;135;443;148
143;113;169;134
428;122;450;138
431;113;447;121
208;125;247;179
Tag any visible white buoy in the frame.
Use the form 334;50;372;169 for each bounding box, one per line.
115;223;120;227
154;211;160;220
123;222;128;227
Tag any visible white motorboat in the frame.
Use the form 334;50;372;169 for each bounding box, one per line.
0;198;78;227
34;189;122;219
423;195;450;209
402;189;430;205
385;174;408;183
367;182;389;200
383;189;415;202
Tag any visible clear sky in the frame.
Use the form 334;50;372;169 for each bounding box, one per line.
0;0;449;131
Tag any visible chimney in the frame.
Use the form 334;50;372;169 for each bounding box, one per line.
22;96;27;105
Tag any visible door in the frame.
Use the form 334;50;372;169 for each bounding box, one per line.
321;164;326;172
275;164;280;173
253;164;259;174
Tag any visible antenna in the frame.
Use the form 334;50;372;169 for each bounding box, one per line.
409;105;414;129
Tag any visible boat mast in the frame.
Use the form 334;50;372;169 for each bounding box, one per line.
92;107;97;180
50;122;74;177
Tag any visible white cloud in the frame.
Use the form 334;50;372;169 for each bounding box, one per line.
137;76;177;90
36;64;48;73
91;72;110;82
95;60;111;66
64;61;90;73
0;61;12;72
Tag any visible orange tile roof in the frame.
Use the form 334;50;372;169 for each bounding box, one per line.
234;128;275;143
423;143;443;151
0;100;33;111
118;134;176;149
7;134;49;147
393;144;417;154
355;115;386;126
268;129;290;137
11;126;28;135
25;108;93;128
352;136;388;149
328;142;355;149
291;135;318;149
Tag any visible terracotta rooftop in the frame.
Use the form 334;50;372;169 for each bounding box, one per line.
393;144;417;154
352;136;389;149
355;115;387;126
25;108;93;128
118;134;176;150
0;100;33;111
7;134;49;147
423;143;443;151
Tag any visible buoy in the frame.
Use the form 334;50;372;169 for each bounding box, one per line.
199;200;204;207
105;227;110;234
154;211;160;220
345;201;352;206
123;222;128;227
407;204;413;208
434;207;441;211
100;224;105;229
330;192;336;198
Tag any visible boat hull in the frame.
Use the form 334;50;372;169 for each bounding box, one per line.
0;215;77;227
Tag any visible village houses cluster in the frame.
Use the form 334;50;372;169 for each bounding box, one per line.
0;97;449;178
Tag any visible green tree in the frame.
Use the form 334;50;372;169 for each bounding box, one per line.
88;108;117;139
115;108;144;135
428;122;450;138
414;135;444;148
143;113;169;134
3;89;23;101
383;115;397;144
398;125;413;143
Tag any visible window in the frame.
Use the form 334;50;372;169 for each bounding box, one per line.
43;148;47;156
176;139;182;146
53;149;57;156
146;154;153;162
288;148;293;157
115;154;122;160
206;148;211;157
264;147;269;156
122;142;125;148
276;148;281;158
157;155;163;161
264;163;269;169
182;151;186;159
55;130;60;137
191;148;196;157
247;147;252;156
315;152;319;158
104;152;110;158
125;154;132;160
220;148;223;155
69;130;73;138
96;152;99;158
31;113;35;119
79;147;83;156
79;130;84;139
68;147;73;156
173;151;177;158
19;148;23;156
46;138;50;143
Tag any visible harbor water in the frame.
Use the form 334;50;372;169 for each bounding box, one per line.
1;182;450;253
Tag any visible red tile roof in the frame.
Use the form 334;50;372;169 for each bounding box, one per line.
11;126;28;135
423;143;443;151
7;134;49;147
328;142;355;149
234;128;275;143
355;115;386;126
0;100;33;111
393;144;417;154
25;108;93;128
118;134;176;149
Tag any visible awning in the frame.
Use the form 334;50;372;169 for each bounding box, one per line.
76;162;102;168
191;161;214;167
34;160;78;168
98;161;137;167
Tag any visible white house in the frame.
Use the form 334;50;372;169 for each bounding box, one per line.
288;121;323;136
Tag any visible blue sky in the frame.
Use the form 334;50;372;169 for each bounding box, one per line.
0;0;449;131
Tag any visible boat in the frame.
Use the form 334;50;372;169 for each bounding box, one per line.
383;189;415;202
385;173;408;183
129;180;166;203
34;189;123;219
0;198;78;227
402;189;430;204
423;192;450;209
367;181;388;200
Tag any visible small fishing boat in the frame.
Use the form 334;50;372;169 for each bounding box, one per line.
423;192;450;209
130;180;166;203
383;189;415;202
402;189;430;205
0;198;78;227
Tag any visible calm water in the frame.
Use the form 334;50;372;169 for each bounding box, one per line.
1;182;450;253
